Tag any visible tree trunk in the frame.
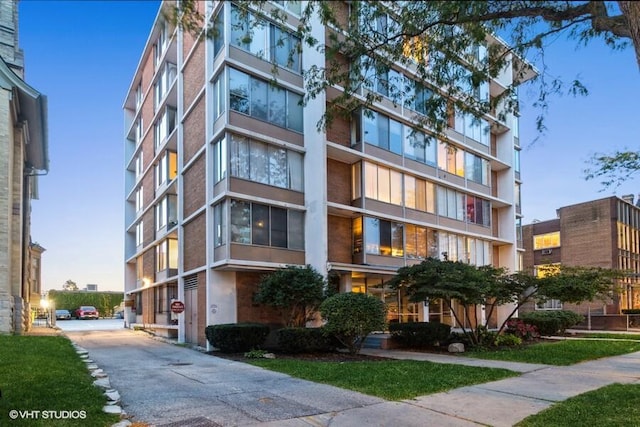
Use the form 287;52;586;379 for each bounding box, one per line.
619;1;640;70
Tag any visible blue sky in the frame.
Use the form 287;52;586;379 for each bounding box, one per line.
18;2;640;292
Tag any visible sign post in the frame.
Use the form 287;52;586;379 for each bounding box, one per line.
170;300;185;314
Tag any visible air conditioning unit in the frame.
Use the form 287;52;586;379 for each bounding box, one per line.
541;249;553;255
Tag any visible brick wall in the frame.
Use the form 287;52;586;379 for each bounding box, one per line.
558;199;616;268
328;215;352;264
236;271;284;326
326;113;350;147
183;99;205;165
183;213;206;272
182;153;205;218
183;40;204;111
326;159;351;204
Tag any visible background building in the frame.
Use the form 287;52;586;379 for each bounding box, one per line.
123;1;532;345
521;196;640;321
0;0;49;334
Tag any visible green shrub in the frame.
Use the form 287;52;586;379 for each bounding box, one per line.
244;349;269;359
520;310;584;335
320;292;387;354
622;309;640;315
389;322;451;348
205;323;270;353
277;327;334;353
495;333;523;347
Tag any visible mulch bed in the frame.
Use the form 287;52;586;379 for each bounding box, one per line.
209;350;392;363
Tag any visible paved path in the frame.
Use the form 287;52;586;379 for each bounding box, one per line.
59;328;640;426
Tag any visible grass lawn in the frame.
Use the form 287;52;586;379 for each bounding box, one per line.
516;383;640;426
248;359;518;400
0;335;120;427
466;339;640;365
574;332;640;340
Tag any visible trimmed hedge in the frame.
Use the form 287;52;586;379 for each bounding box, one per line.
276;327;334;353
622;309;640;315
519;310;584;336
389;322;451;348
205;323;270;353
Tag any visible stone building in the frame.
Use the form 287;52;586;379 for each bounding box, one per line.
0;0;49;333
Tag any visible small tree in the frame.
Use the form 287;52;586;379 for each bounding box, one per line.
388;257;621;346
253;265;326;327
319;292;387;355
62;279;78;291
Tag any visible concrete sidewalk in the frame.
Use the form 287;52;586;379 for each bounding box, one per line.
258;348;640;427
42;328;640;427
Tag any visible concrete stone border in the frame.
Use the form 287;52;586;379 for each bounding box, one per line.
71;342;131;427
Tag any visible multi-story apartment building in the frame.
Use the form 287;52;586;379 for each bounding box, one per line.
0;0;49;334
522;196;640;320
123;1;534;346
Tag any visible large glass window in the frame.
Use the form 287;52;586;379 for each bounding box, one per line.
229;134;303;191
364;217;403;257
454;110;490;146
212;9;224;57
364;162;403;206
403;128;436;165
154;107;176;150
154;62;177;111
213;137;227;183
230;5;301;73
465;152;490;185
212;73;225;121
228;68;303;131
533;232;560;250
155;151;177;189
438;143;465;177
437;187;467;221
466;195;491;226
230;200;304;249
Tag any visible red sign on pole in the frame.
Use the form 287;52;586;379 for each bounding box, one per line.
170;301;185;314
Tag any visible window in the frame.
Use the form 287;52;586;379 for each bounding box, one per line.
212;73;225;122
230;5;301;73
213;137;227;183
135;222;143;247
229;200;304;249
135;152;144;179
135;83;142;111
135;188;143;213
454;110;490;146
154;107;177;150
403;128;436;165
228;68;303;131
405;224;433;259
466;195;491;226
515;182;522;212
404;175;436;213
155;151;177;189
438;143;465;177
214;202;225;247
136;257;143;281
533;232;560;250
364;217;403;257
536;300;563;310
514;148;521;173
273;0;301;15
212;9;224;57
465;152;490;185
363;162;402;206
229;134;303;191
361;109;402;155
404;78;433;115
154;62;177;111
437;187;466;221
155;195;177;231
156;239;178;272
154;21;168;67
134;119;143;145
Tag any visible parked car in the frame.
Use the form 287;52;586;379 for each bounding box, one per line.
55;309;72;320
75;306;99;320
